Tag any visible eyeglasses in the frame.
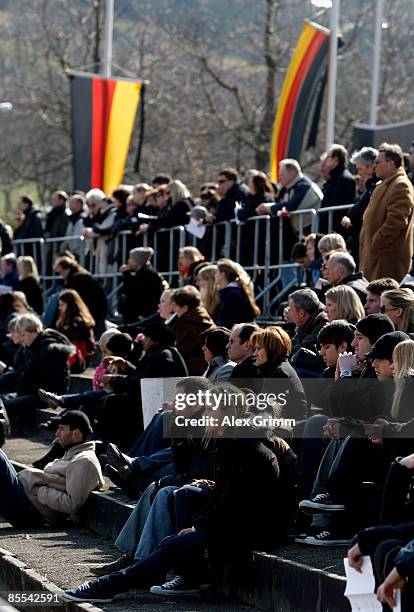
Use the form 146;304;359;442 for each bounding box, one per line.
380;305;397;314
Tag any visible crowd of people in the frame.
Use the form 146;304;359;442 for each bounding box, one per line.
0;140;414;608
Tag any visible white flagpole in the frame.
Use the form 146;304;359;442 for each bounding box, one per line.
103;0;114;79
369;0;384;126
326;0;340;148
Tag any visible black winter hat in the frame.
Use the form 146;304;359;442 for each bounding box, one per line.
355;314;395;345
365;331;409;360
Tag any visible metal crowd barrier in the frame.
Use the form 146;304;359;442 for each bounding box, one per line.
12;203;354;318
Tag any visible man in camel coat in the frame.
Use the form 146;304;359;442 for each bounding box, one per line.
359;143;414;282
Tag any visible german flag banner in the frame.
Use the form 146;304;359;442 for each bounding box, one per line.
68;71;143;194
270;21;329;181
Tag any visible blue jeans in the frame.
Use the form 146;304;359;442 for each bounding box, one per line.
115;483;178;561
127;411;174;491
129;411;171;459
60;389;108;408
173;485;213;531
99;529;209;594
300;414;329;498
0;450;45;527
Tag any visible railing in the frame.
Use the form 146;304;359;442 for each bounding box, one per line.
12;204;354;319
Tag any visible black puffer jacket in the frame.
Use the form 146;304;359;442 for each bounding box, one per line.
16;329;72;396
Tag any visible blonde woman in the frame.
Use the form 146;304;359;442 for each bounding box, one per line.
196;264;219;317
380;289;414;333
17;255;43;314
325;285;365;324
168;179;192;206
215;258;260;328
390;339;414;422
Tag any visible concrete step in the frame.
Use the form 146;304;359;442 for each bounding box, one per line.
5;435;351;611
0;523;249;612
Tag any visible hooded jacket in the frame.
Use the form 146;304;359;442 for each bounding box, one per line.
18;441;104;523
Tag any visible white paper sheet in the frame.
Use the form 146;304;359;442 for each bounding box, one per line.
344;557;402;612
344;556;382;611
185;217;206;239
140;378;179;429
234;201;243;225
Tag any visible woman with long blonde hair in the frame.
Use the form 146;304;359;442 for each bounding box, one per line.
17;255;43;314
196;264;219;317
325;285;365;324
390;339;414;421
215;258;260;328
381;289;414;333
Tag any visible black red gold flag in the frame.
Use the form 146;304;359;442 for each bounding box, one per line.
270;21;329;181
69;71;143;193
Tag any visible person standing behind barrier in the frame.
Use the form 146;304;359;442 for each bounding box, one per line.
236;171;275;267
83;192;116;275
360;143;414;283
319;144;356;234
139;182;194;276
107;187;130;267
213;167;248;223
45;191;69;239
13;196;44;262
17;256;43;315
214;258;260;329
237;171;275;222
61;194;87;260
256;159;323;288
13;196;44;241
340;147;378;265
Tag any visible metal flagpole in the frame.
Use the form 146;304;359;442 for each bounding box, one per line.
103;0;114;79
369;0;384;126
326;0;340;148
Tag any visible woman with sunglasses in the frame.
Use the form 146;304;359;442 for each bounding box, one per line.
380;288;414;333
